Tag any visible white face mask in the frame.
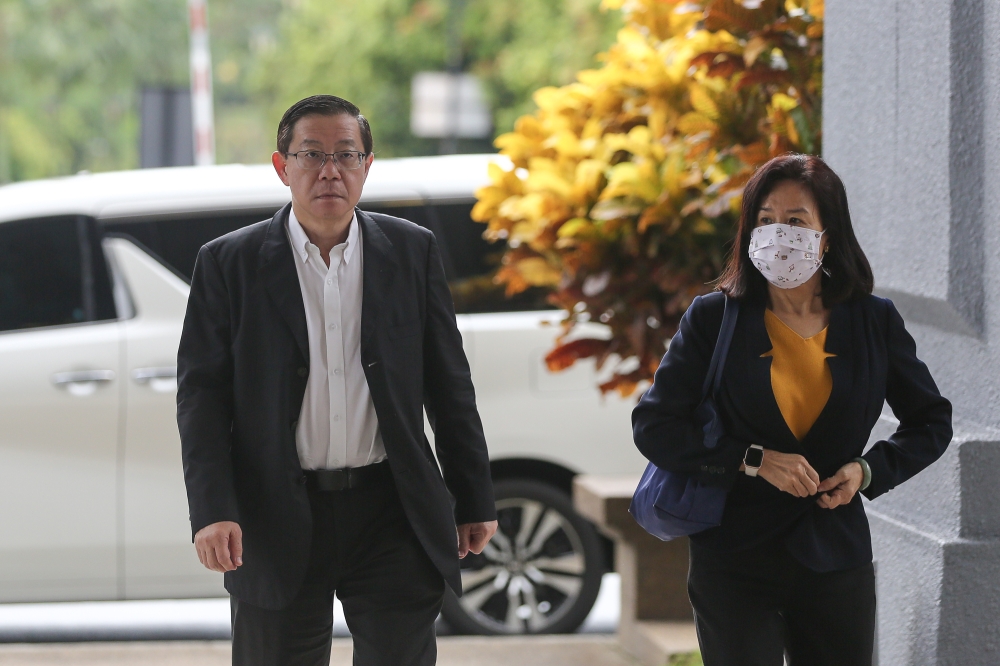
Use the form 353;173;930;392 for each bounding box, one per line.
748;223;825;289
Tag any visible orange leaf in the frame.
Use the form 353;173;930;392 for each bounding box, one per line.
544;338;610;372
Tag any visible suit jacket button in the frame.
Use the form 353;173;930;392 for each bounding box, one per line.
709;466;717;474
297;367;307;378
297;475;307;486
701;465;708;472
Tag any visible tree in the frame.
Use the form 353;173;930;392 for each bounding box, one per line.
0;0;188;181
0;0;286;182
250;0;621;157
472;0;824;396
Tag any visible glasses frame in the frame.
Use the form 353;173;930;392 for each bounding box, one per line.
285;150;369;171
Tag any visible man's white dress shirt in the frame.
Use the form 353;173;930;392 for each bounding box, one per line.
286;208;386;470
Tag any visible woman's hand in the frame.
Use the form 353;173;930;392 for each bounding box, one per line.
816;462;864;509
756;450;821;497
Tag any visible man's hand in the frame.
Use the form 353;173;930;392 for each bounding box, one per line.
816;462;864;509
755;449;821;497
194;521;243;572
457;521;498;559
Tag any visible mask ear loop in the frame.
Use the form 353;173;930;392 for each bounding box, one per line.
821;247;832;277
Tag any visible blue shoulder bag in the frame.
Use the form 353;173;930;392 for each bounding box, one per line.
629;295;740;541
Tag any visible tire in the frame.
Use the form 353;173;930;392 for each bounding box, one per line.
441;478;605;635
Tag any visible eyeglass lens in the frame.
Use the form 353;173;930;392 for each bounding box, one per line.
294;151;364;170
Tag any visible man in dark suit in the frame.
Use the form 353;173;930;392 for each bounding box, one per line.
177;94;497;666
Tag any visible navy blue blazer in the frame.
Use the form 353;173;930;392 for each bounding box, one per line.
632;291;953;572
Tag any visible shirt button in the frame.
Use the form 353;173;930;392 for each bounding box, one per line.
327;278;332;285
334;368;341;375
329;324;336;330
334;414;340;422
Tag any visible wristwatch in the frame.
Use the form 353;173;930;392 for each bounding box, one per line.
743;445;764;477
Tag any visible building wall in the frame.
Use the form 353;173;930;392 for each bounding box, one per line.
824;0;1000;663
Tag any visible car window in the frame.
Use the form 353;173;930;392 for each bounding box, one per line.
101;210;280;282
363;201;552;314
0;216;117;333
103;202;552;314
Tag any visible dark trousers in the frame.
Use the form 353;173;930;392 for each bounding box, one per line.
231;468;445;666
688;538;876;666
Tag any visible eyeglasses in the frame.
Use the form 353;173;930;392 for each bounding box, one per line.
285;150;368;171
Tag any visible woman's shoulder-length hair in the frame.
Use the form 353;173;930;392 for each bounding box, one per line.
716;153;875;306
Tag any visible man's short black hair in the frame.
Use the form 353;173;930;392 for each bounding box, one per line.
276;95;373;156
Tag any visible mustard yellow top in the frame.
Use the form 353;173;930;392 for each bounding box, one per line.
762;309;835;441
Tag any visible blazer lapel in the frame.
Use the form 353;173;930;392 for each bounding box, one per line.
358;209;398;354
257;203;309;363
799;302;852;452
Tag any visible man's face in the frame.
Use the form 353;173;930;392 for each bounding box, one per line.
271;113;373;225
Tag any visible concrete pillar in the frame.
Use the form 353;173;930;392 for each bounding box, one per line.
824;0;1000;663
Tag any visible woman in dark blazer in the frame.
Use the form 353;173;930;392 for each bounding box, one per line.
632;154;952;666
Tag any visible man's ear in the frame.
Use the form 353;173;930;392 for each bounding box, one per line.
271;151;290;186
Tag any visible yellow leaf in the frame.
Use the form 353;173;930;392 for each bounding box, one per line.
785;116;801;145
743;35;770;67
677;112;718;135
771;92;798;111
693;219;717;234
689;85;719;120
557;218;595;239
516;257;562;286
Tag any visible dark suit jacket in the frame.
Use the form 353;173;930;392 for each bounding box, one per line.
177;203;496;609
632;291;952;572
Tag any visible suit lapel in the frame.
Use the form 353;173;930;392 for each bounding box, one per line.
358;209;398;354
257;203;309;363
799;302;852;450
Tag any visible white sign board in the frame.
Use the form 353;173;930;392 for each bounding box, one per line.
411;72;492;139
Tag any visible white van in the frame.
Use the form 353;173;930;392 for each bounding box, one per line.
0;154;646;635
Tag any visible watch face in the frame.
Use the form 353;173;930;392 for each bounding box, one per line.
745;447;764;468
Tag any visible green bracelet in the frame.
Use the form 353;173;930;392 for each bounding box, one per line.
853;457;872;492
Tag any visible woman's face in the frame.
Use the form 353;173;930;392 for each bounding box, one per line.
755;179;827;254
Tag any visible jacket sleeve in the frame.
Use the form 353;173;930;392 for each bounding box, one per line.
631;295;748;489
176;244;241;538
861;300;953;500
421;234;497;525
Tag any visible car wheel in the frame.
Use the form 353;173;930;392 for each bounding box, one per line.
441;478;604;635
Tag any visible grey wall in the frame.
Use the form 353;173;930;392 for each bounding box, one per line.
825;0;1000;663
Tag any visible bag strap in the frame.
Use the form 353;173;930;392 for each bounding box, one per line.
700;294;740;401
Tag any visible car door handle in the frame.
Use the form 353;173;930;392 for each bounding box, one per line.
131;366;178;393
52;370;116;396
131;367;177;382
52;369;116;385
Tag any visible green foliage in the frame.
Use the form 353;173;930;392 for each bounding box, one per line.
0;0;282;182
250;0;621;157
0;0;187;181
669;652;704;666
0;0;618;181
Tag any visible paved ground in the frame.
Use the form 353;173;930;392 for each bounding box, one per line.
0;636;645;666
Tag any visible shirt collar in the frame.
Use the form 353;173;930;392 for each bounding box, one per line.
286;207;359;266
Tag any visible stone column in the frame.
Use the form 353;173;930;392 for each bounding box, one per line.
824;0;1000;663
